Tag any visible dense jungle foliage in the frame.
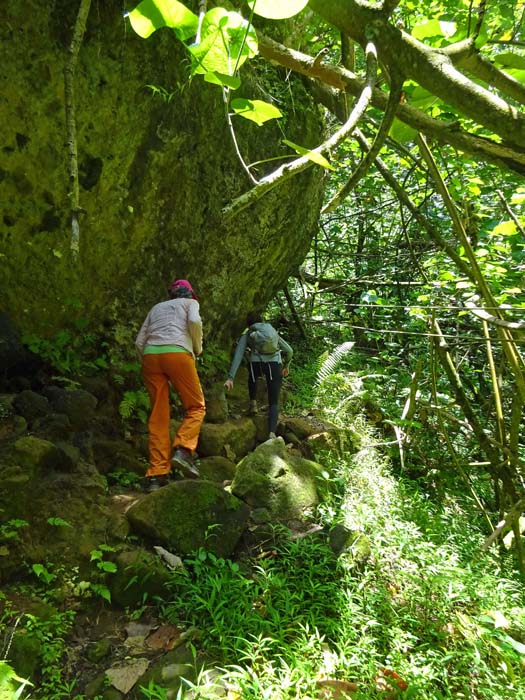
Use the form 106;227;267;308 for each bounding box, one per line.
3;0;525;698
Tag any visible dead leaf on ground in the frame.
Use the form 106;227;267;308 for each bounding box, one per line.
145;624;184;650
316;677;359;699
375;667;408;696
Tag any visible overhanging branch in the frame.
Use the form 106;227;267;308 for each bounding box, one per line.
258;35;525;175
222;42;378;220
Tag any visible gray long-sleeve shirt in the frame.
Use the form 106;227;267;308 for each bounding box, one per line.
227;328;293;380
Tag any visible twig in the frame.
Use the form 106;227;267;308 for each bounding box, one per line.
221;41;378;220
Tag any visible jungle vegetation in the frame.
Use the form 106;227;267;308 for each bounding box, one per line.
3;0;525;698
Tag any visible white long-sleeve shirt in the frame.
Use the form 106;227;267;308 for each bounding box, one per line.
135;298;203;357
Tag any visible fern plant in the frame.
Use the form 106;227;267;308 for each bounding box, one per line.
315;341;355;386
119;389;150;424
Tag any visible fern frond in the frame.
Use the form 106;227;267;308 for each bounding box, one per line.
316;341;355;386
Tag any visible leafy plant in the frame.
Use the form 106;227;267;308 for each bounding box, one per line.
0;660;33;700
0;519;28;542
119;389;150;424
87;544;118;603
47;517;73;528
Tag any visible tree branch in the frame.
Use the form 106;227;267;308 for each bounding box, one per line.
322;71;404;214
444;39;525;105
221;42;378;220
308;0;525;149
258;35;525;174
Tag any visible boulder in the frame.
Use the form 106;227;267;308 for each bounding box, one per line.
11;435;70;475
0;313;41;389
12;390;50;424
48;389;98;429
109;548;171;608
231;437;324;523
126;481;250;558
203;383;229;424
198;418;256;461
329;523;371;568
198;456;236;483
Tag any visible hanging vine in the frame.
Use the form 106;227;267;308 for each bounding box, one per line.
64;0;92;257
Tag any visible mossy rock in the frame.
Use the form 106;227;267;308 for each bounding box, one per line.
231;437;324;522
126;481;250;557
109;548;171;608
198;418;256;460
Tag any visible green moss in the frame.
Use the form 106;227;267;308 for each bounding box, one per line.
0;0;324;343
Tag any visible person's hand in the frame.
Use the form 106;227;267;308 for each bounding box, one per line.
224;378;234;391
282;367;289;378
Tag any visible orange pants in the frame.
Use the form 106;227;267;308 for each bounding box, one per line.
142;352;205;477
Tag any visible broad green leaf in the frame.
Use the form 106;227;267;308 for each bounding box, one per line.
389;118;417;144
282;139;336;170
412;20;456;41
246;0;309;20
231;98;282;125
409;86;441;110
204;72;242;89
510;190;525;205
491;221;518;236
127;0;198;40
494;53;525;70
189;8;258;76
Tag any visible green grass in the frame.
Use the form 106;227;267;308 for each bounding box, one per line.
154;364;525;700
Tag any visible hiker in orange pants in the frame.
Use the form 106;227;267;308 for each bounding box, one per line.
136;279;206;492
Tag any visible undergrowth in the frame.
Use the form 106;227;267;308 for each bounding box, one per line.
154;358;525;700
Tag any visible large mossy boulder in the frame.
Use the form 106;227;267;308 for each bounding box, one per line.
126;481;250;557
198;417;257;460
0;0;324;341
231;437;325;523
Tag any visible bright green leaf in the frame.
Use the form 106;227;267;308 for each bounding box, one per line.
98;561;118;573
204;71;242;89
189;8;257;76
47;517;72;528
411;20;456;41
510;191;525;205
389;118;417;144
246;0;309;20
231;98;282;125
127;0;198;40
282;139;336;170
491;221;518;236
494;53;525;70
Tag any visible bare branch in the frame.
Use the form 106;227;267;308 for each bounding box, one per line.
444;39;525;105
258;35;525;174
222;42;378;220
308;0;525;148
322;71;404;214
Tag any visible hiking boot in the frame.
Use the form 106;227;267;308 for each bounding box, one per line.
249;400;258;415
172;447;200;479
268;432;277;439
144;475;169;493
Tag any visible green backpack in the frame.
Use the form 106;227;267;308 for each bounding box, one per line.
248;323;280;355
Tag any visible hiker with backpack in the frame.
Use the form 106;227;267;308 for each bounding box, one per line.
136;279;206;492
224;313;293;439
